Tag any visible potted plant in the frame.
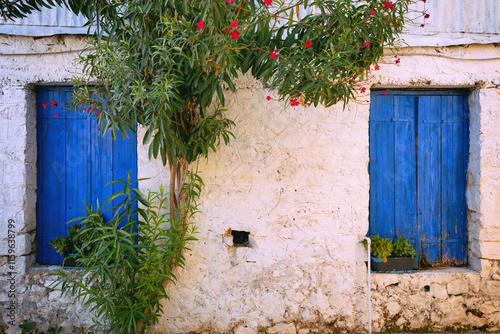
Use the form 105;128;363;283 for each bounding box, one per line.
50;212;105;267
50;223;83;267
362;235;418;272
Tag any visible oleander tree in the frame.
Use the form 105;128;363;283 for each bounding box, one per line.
74;0;428;217
47;0;428;332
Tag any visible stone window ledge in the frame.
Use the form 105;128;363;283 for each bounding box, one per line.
370;266;481;294
371;266;478;276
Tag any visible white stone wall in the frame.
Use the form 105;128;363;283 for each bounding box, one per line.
0;33;500;334
152;45;500;333
0;34;95;333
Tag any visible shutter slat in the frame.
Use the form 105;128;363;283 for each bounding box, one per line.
441;95;467;263
369;95;396;239
91;117;114;221
394;95;418;258
418;96;442;264
37;89;66;264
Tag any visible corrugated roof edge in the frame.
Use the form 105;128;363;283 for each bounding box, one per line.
401;33;500;47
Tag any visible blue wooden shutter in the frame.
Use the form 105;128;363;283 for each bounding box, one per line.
369;91;468;265
37;87;137;265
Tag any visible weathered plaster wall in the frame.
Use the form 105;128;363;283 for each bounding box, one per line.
150;44;500;334
1;33;500;334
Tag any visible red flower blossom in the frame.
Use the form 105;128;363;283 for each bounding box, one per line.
225;0;233;3
42;102;47;109
424;13;430;19
395;58;401;64
54;112;59;118
87;107;91;113
96;111;100;115
370;9;376;15
267;96;272;101
264;0;272;6
420;24;425;27
196;20;204;29
231;21;238;28
270;50;277;59
291;99;300;107
383;1;394;10
361;87;366;93
421;0;426;2
382;92;387;96
305;39;312;48
363;41;370;47
375;65;380;70
230;30;240;40
225;27;231;33
50;98;58;107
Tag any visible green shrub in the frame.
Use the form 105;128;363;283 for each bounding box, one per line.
49;174;198;334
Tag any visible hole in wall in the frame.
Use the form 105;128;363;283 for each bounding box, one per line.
231;230;251;247
423;285;430;292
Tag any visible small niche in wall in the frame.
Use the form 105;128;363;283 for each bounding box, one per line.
231;230;251;247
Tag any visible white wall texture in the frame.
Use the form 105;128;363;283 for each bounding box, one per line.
0;34;499;334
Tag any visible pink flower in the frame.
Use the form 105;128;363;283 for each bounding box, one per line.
225;27;231;33
291;99;299;107
270;50;277;59
267;96;272;101
42;102;47;109
374;65;380;70
225;0;233;2
87;107;91;113
231;21;238;28
370;9;376;15
363;41;370;47
361;87;366;93
50;98;58;107
54;112;59;118
424;13;430;19
230;30;240;40
264;0;272;6
383;1;394;10
304;39;312;48
382;92;387;96
196;20;204;29
96;111;100;115
395;57;401;64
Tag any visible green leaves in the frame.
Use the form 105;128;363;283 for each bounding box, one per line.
48;175;198;334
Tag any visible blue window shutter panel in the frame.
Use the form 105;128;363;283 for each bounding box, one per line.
91;115;114;220
37;89;67;264
417;95;443;264
369;94;396;239
370;91;468;266
37;87;137;264
393;95;418;252
440;95;468;263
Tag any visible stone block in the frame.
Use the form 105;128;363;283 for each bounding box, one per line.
484;280;500;295
267;323;296;334
479;242;500;260
446;279;468;295
386;301;401;317
431;283;448;300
